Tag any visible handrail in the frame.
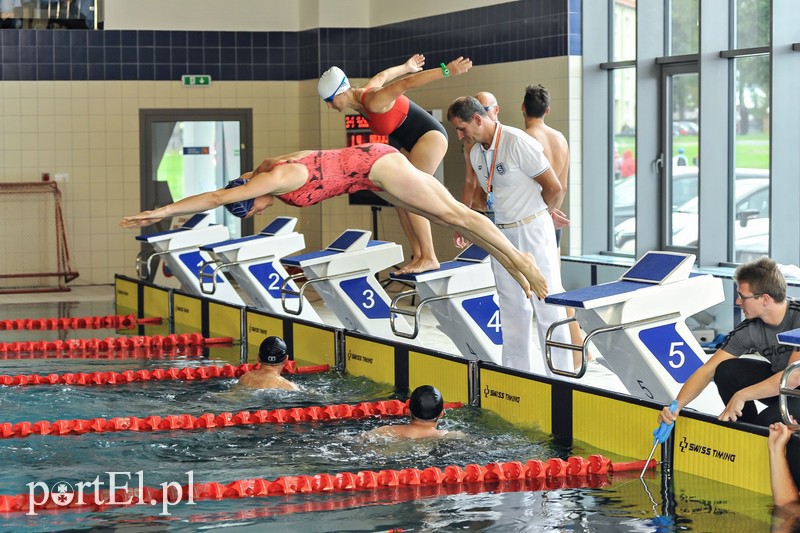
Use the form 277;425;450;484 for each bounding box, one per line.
137;245;203;281
197;253;283;295
390;286;496;340
779;360;800;430
545;311;682;378
279;268;371;316
197;258;225;295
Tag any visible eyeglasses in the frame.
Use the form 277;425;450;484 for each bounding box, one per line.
483;103;497;112
737;291;763;301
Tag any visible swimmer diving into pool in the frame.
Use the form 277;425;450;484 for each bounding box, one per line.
235;336;299;391
370;385;462;439
119;143;549;299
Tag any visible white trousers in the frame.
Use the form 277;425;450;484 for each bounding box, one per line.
491;214;571;376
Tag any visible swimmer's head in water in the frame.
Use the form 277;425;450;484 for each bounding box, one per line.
259;336;287;365
408;385;443;421
318;66;350;102
223;177;254;218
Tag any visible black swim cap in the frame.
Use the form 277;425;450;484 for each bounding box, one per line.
259;336;287;365
408;385;443;421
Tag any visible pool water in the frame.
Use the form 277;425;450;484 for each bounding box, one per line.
0;300;783;531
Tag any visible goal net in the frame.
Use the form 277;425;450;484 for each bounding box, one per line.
0;182;79;293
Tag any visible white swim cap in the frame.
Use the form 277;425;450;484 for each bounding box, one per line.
318;66;350;101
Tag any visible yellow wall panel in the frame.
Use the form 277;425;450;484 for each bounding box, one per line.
345;337;395;385
573;392;656;459
479;369;551;433
114;277;139;315
208;302;242;340
292;323;336;366
408;351;469;404
673;417;770;495
173;293;203;334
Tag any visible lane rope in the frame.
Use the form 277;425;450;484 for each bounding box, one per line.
0;314;162;331
0;361;330;388
0;400;463;439
0;333;232;354
0;455;655;514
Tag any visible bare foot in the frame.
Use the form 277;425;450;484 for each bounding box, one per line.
394;258;440;275
520;252;548;299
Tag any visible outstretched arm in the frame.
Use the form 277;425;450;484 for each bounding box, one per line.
659;349;734;424
119;162;298;229
364;56;473;113
363;54;425;89
770;423;800;508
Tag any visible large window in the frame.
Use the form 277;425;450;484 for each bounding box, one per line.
584;0;796;267
731;55;770;263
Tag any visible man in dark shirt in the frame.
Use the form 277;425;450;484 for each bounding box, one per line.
659;257;800;426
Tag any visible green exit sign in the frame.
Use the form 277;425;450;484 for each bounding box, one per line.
182;75;212;87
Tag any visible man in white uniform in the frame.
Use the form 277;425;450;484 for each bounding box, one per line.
447;96;572;375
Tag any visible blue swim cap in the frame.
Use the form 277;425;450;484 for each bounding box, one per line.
259;336;287;365
223;178;254;218
409;385;443;421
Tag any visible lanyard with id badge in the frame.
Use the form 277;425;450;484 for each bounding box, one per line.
484;124;502;222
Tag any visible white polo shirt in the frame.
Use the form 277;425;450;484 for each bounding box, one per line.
468;122;551;225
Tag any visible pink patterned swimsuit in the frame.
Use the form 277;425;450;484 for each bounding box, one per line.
275;143;398;207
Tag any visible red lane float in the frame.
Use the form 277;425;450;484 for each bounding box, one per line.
0;314;162;331
0;345;207;361
0;333;233;355
0;455;652;514
0;362;330;388
0;400;463;439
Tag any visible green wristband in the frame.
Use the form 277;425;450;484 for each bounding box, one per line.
440;63;450;77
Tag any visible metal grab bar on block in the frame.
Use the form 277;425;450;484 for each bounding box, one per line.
389;286;498;340
197;259;227;295
545;311;682;378
779;360;800;430
279;269;370;316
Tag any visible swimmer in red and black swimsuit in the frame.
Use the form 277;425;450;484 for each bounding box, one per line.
121;141;551;302
271;144;397;207
318;54;473;274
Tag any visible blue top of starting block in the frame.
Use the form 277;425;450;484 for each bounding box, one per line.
545;280;652;308
260;216;296;236
778;328;800;347
282;240;389;267
621;252;688;284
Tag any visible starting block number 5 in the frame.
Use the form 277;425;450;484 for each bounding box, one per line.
638;322;704;383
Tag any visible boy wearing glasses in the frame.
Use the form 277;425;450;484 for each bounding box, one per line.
659;257;800;427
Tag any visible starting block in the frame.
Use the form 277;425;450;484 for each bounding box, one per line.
544;251;725;413
280;229;419;343
135;214;245;306
198;217;321;323
389;244;501;363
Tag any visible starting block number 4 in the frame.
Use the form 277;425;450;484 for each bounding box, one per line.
461;296;503;344
639;323;704;384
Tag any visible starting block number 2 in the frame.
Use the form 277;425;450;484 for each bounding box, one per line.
638;322;704;384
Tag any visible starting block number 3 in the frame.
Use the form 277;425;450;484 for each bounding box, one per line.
339;277;391;319
638;322;704;384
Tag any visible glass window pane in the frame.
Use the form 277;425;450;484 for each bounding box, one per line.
612;0;637;62
668;72;699;248
735;0;770;48
669;0;699;55
612;68;637;253
732;55;770;263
